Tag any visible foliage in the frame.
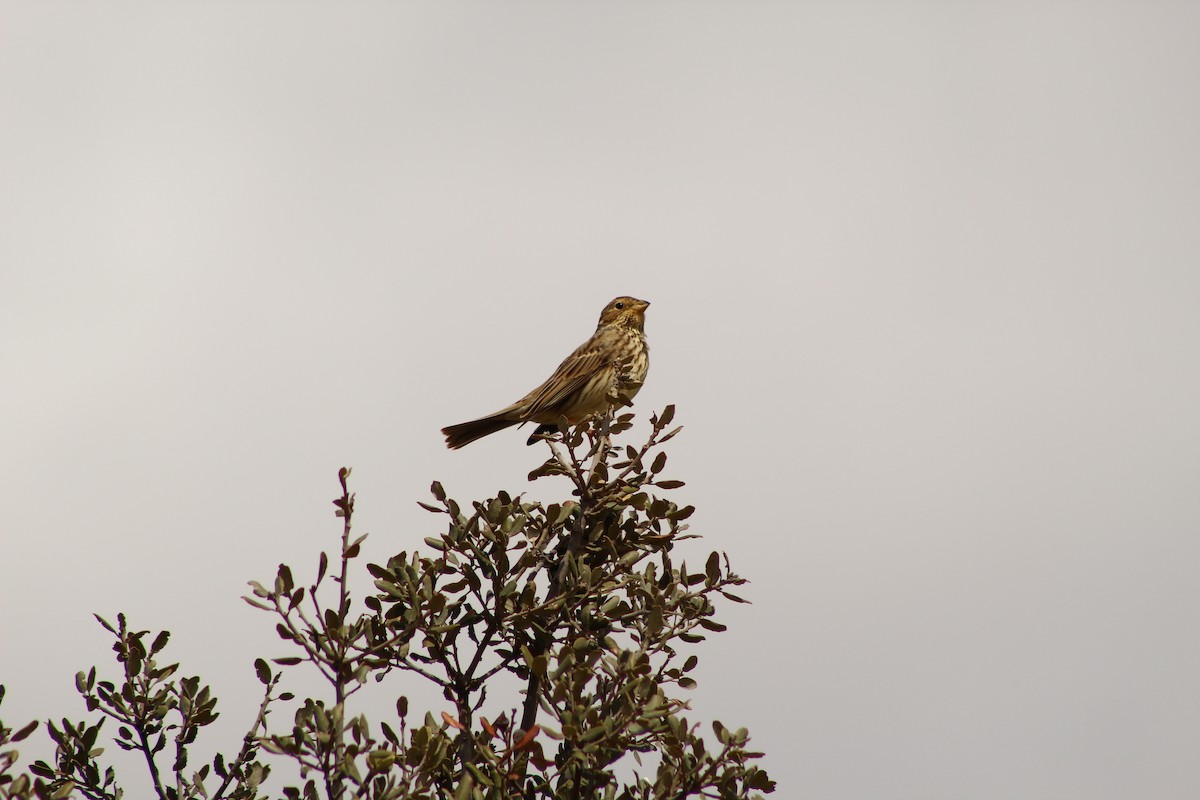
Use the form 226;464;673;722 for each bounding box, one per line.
0;688;42;799
0;408;774;799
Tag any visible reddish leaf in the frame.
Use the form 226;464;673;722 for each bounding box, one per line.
514;724;540;750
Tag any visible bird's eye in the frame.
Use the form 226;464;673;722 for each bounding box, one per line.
614;302;624;309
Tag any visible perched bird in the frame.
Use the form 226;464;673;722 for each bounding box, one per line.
442;296;651;449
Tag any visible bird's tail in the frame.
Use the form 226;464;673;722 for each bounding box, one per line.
441;415;519;449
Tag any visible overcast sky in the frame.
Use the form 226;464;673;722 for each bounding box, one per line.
3;3;1199;798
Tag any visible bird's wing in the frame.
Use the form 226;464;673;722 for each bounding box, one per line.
519;336;615;420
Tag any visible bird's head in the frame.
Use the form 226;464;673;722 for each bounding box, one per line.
598;296;650;332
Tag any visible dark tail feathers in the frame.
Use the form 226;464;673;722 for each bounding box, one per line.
441;416;519;449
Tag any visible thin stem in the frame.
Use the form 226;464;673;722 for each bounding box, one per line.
585;413;613;482
281;602;338;685
136;722;167;800
328;471;355;800
211;676;278;800
336;482;352;708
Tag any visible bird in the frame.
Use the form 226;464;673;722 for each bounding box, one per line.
442;296;651;449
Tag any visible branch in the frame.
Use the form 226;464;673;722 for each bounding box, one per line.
210;674;278;800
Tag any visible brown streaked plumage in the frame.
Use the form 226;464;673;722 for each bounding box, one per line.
442;296;651;449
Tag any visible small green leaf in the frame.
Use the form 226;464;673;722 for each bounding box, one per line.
12;719;38;742
658;405;675;427
705;551;721;585
276;565;294;594
672;505;696;521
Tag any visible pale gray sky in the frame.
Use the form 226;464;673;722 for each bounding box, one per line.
3;3;1199;798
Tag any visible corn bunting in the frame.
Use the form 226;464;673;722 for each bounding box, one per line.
442;296;651;449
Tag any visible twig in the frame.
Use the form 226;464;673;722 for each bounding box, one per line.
211;675;278;800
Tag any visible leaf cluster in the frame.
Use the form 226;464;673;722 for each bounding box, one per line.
1;408;774;799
